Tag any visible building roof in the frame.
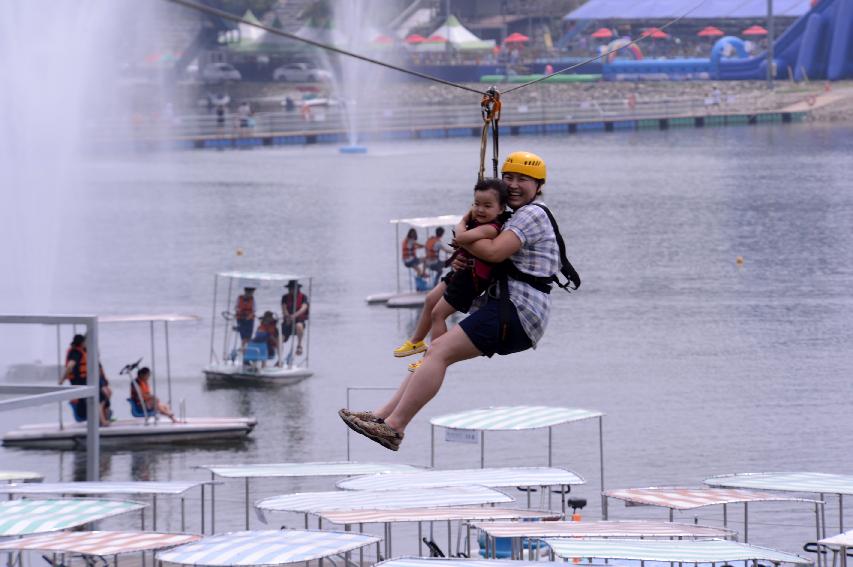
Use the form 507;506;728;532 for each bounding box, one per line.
565;0;812;20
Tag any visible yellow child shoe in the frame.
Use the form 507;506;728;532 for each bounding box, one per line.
393;339;427;358
407;358;423;372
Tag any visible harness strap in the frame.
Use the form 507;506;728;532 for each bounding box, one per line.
478;87;501;181
530;203;581;291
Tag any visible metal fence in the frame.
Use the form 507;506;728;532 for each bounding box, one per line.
136;89;815;142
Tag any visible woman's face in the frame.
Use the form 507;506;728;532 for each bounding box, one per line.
501;172;540;209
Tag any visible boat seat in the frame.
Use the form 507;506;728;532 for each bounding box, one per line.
127;397;156;419
69;400;87;423
244;340;270;362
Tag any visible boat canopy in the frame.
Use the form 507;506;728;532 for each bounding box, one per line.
155;530;379;566
99;314;200;323
430;405;604;430
320;506;558;525
474;519;734;539
705;472;853;496
198;461;421;479
256;486;511;515
0;531;200;556
0;499;146;536
390;215;462;229
337;466;584;491
0;470;43;482
543;538;812;564
604;486;821;509
0;480;208;496
216;271;307;282
820;530;853;547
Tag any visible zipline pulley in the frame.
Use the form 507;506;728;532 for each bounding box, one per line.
478;86;501;181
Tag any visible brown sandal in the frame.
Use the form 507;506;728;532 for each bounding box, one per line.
351;416;404;451
338;409;380;437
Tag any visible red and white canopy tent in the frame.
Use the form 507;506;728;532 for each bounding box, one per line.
698;25;725;37
743;24;769;36
603;486;824;544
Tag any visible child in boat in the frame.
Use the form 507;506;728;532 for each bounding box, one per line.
253;311;279;366
401;228;426;277
131;367;178;423
393;178;509;371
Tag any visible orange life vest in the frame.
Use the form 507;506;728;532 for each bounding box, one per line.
65;345;87;383
402;238;417;261
425;236;441;261
236;295;255;320
132;378;153;407
282;292;309;322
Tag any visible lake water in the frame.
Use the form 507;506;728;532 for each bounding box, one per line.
1;122;851;554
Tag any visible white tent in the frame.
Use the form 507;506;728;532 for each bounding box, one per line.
419;15;495;51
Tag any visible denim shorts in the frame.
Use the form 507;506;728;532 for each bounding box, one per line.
237;319;254;340
458;297;532;357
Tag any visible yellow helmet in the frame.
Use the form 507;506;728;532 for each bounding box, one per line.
501;151;546;184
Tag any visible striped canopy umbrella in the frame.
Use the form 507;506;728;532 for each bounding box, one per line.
156;530;379;566
705;472;853;495
543;538;811;564
0;480;206;496
405;34;426;44
474;519;734;539
641;27;670;39
198;461;420;479
0;531;201;556
256;485;511;516
504;32;529;43
320;506;557;526
425;35;447;43
604;486;819;509
337;467;584;491
0;499;146;536
591;28;613;39
430;406;603;431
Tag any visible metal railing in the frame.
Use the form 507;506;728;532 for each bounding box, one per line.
132;89;815;142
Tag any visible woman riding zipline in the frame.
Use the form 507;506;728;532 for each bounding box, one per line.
340;151;568;451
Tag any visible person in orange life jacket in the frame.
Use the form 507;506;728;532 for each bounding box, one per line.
281;280;309;356
131;367;177;422
341;151;561;451
424;227;453;282
393;179;509;370
253;311;280;366
401;228;426;277
235;286;256;348
60;334;112;426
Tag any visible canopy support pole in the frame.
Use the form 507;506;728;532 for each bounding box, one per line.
599;416;606;519
56;325;64;431
430;424;435;467
744;501;749;543
164;321;172;406
210;274;218;364
480;431;485;468
245;477;250;529
150;320;157;420
211;471;216;533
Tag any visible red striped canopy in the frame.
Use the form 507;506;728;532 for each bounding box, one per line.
405;34;426;44
697;26;725;37
591;28;613;39
743;25;768;36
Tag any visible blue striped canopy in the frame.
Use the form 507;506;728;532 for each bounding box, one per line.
156;530;379;566
337;467;584;491
565;0;812;20
430;406;603;431
543;538;811;564
378;560;526;567
0;499;146;536
705;472;853;496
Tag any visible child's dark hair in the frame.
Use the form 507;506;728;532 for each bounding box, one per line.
474;178;508;207
406;228;417;240
474;178;511;222
138;367;151;378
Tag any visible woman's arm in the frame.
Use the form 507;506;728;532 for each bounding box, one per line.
454;223;498;245
462;230;523;263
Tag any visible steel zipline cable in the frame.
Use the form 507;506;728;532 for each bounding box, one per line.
166;0;710;99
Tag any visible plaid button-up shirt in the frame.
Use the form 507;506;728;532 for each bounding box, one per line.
501;200;560;346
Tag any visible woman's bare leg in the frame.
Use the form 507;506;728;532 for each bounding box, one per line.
373;374;412;419
429;298;457;342
409;282;446;343
384;326;480;433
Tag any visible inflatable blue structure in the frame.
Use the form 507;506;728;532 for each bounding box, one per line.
602;0;853;80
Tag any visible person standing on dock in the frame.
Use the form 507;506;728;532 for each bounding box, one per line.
60;334;112;426
281;280;309;357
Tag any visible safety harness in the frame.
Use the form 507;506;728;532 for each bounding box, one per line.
496;203;581;343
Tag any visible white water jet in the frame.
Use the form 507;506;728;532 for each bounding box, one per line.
0;1;174;366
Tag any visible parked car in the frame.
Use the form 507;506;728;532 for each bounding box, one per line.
272;63;332;82
202;62;241;83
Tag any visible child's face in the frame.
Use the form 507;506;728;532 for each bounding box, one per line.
471;188;503;224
